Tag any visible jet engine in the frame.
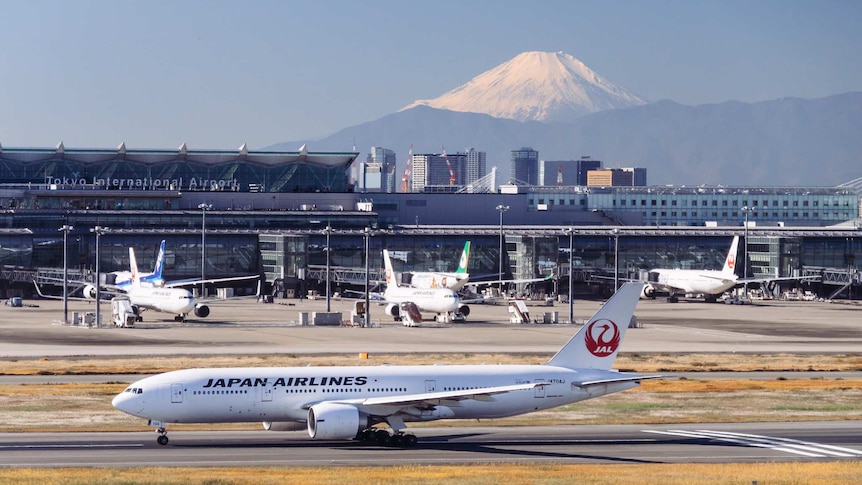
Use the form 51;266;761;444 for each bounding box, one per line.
458;304;470;317
262;421;305;432
641;285;656;299
384;303;400;318
307;402;367;440
82;285;98;300
194;304;210;318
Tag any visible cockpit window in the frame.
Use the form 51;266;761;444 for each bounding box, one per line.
125;387;143;394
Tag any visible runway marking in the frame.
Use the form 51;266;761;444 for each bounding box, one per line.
0;443;144;450
643;429;862;458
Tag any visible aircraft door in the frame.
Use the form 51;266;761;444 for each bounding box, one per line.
171;383;184;403
425;380;437;392
261;386;273;402
534;380;545;398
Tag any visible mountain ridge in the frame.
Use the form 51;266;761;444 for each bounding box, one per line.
267;92;862;187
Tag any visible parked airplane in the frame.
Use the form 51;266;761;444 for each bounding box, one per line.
36;240;258;321
382;249;469;324
403;241;471;291
123;246;209;321
113;282;654;447
641;236;816;302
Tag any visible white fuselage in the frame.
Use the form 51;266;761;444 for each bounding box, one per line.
382;286;461;314
650;269;738;296
126;286;196;315
408;272;469;291
113;365;637;425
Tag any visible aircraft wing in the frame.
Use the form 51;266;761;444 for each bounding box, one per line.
464;274;553;289
33;279;126;299
571;373;663;387
162;274;261;288
318;382;547;413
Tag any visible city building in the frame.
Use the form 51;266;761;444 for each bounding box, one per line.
510;147;539;185
357;147;397;193
463;148;486;185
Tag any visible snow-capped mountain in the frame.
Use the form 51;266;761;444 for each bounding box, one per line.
401;51;646;123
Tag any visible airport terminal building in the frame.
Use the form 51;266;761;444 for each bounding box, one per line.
0;144;859;300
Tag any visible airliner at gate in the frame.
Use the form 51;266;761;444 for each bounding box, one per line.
112;282;656;447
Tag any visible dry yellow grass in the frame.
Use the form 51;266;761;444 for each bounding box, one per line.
1;463;861;485
2;352;860;375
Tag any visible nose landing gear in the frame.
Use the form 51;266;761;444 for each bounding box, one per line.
156;427;169;445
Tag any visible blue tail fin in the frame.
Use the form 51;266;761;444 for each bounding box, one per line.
152;240;166;280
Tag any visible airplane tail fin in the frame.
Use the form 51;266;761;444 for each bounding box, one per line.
546;282;644;370
722;236;740;275
152;240;166;280
129;247;141;287
382;249;399;288
456;241;470;274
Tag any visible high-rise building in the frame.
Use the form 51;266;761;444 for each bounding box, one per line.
576;157;603;186
358;147;397;193
511;147;539;185
410;151;469;193
464;148;486;185
622;167;647;186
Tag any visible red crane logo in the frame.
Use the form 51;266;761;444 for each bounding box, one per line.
584;319;621;357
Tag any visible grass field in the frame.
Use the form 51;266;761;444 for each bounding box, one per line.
2;352;859;484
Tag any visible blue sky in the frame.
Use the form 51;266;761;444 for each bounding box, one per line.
1;0;859;150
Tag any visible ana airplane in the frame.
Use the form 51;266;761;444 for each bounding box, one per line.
123;246;209;321
381;249;469;324
113;282;654;447
403;241;471;291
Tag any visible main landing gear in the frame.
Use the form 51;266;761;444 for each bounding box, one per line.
355;428;418;447
156;427;169;445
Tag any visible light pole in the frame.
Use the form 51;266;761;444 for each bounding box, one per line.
613;228;620;293
740;206;753;299
323;225;332;312
496;204;509;287
59;224;74;324
90;225;107;328
198;203;212;298
364;227;371;327
564;227;574;324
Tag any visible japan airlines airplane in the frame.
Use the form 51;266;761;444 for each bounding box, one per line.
642;236;741;302
381;249;470;323
404;241;471;291
113;282;654;447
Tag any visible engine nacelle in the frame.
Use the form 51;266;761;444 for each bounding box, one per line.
194;304;210;318
384;303;400;318
83;285;98;300
307;402;366;440
458;304;470;317
262;421;306;432
641;285;656;299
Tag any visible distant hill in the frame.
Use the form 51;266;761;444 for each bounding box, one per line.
267;92;862;187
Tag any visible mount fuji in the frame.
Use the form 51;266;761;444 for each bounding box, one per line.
268;52;862;187
401;51;646;123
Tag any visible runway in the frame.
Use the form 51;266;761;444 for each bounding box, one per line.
1;421;860;467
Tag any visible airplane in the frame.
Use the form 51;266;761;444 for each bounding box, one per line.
122;246;209;321
36;240;259;321
381;249;470;324
402;241;471;291
112;282;656;447
641;236;816;302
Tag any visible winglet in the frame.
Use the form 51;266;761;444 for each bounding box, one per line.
722;236;740;276
456;241;470;274
546;282;644;370
382;249;399;288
